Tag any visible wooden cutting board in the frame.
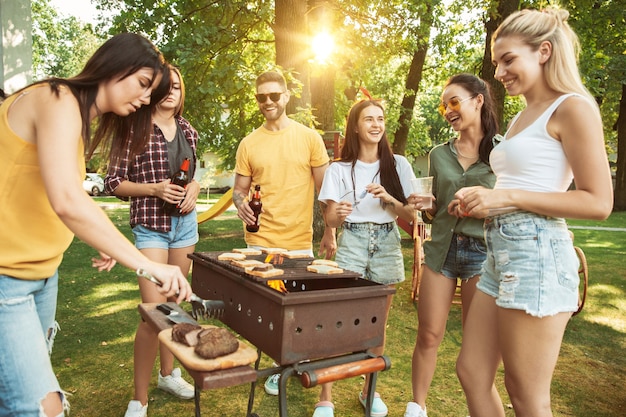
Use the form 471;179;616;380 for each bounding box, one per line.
158;325;258;372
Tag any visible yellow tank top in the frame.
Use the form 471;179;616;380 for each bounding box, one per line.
0;85;86;279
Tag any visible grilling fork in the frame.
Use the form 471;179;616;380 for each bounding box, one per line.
135;268;225;320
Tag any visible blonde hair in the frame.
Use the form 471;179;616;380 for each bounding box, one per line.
170;65;186;117
492;7;595;104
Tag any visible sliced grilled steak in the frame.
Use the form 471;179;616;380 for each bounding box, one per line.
171;322;202;346
194;327;239;359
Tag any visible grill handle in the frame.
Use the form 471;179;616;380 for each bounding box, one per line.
300;356;391;388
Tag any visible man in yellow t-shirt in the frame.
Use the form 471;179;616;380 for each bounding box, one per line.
234;71;336;256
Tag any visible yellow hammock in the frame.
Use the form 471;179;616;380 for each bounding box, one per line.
197;188;233;224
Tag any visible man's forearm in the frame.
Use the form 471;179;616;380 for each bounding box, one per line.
233;191;247;210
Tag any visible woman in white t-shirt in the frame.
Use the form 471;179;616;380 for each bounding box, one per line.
317;99;416;417
454;7;613;417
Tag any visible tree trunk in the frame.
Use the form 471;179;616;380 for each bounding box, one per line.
308;0;336;133
274;0;328;242
274;0;310;114
392;4;433;156
614;83;626;210
310;68;336;132
481;0;520;130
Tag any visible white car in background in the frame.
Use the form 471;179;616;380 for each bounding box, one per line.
83;173;105;196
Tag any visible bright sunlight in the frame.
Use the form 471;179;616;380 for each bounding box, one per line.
311;32;334;63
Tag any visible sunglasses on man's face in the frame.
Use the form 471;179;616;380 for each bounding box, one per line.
438;95;477;116
255;92;284;103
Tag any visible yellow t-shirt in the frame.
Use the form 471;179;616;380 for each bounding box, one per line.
235;121;329;251
0;85;86;279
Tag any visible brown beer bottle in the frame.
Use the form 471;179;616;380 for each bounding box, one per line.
246;185;262;233
163;157;190;215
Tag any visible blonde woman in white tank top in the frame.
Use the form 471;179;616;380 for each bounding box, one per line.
454;7;613;417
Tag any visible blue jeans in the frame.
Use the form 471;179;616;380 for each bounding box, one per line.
0;272;66;416
336;222;405;285
133;210;199;250
440;233;487;280
477;211;579;317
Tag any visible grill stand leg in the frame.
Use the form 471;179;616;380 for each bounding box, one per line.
246;348;263;417
278;367;296;417
363;370;378;417
194;384;201;417
247;351;387;417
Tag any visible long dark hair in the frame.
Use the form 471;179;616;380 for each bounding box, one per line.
340;100;408;205
444;73;499;164
24;33;171;165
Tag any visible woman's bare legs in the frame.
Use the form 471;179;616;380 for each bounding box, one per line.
459;276;478;325
132;245;194;405
499;309;571;417
457;291;505;417
410;266;457;408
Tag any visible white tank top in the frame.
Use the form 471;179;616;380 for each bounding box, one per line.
490;94;577;192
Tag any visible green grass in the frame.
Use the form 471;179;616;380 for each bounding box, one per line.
52;208;626;416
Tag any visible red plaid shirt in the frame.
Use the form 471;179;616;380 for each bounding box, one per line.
105;115;198;232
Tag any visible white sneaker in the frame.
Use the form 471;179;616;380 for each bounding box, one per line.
157;367;195;400
404;401;427;417
124;400;147;417
264;373;280;396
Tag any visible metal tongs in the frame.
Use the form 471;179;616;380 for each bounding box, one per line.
136;268;225;320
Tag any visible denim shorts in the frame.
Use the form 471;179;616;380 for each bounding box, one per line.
133;210;199;250
440;233;487;280
477;211;580;317
0;272;67;416
335;222;405;285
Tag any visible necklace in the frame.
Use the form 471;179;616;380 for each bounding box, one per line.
455;142;479;159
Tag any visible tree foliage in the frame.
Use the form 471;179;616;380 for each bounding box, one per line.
564;0;626;208
41;0;623;208
31;0;103;80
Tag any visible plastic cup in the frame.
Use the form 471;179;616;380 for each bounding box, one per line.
411;177;434;210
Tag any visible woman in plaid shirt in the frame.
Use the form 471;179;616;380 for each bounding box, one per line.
105;65;200;417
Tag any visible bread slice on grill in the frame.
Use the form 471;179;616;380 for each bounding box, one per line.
283;251;313;259
217;252;246;261
260;247;287;255
231;259;265;269
232;248;262;256
307;264;344;274
310;259;339;268
247;265;285;278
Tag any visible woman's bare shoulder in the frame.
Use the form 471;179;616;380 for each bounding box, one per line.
550;94;601;141
555;94;598;119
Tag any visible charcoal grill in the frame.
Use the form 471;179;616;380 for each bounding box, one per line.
189;251;395;365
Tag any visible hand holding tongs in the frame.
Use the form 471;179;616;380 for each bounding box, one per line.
136;268;225;320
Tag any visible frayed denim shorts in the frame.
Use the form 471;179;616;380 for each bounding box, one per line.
133;210;199;250
477;211;580;317
335;221;405;285
440;233;487;280
0;272;67;416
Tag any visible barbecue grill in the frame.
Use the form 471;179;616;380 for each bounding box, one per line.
186;251;395;416
190;251;395;365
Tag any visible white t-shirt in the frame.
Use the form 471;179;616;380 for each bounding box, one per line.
318;155;415;224
490;94;578;193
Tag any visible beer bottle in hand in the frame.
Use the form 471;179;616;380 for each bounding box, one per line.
246;185;262;233
163;157;190;215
